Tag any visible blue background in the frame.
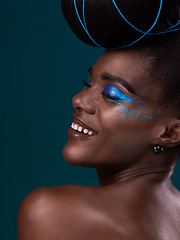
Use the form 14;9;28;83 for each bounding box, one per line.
1;1;179;239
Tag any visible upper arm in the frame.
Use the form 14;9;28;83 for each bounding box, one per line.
17;185;94;240
17;187;64;240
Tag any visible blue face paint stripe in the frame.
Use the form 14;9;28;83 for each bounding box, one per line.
117;113;129;119
115;107;128;112
117;111;141;121
116;102;128;109
117;112;141;121
114;103;152;121
129;114;141;121
131;113;152;119
114;105;141;121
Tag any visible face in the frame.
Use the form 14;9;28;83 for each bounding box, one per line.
63;50;161;172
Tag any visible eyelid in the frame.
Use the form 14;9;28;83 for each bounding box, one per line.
103;84;137;102
82;79;138;103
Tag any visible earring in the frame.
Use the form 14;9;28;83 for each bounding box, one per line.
153;144;164;154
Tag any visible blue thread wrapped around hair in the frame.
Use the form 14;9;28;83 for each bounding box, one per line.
111;0;180;36
62;0;180;49
73;0;179;49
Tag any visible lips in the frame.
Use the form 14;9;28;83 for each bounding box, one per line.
71;116;98;136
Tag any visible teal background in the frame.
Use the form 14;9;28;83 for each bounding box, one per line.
1;1;179;239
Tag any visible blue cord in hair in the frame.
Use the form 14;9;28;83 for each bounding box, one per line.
74;0;103;48
74;0;180;49
111;0;163;49
111;0;180;36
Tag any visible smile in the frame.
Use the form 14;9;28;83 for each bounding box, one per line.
71;116;98;137
71;122;96;136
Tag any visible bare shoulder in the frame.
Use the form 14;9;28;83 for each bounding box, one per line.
17;185;97;240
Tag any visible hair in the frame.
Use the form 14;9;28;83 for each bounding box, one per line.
61;0;180;114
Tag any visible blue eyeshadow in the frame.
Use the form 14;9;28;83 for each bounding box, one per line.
103;84;137;102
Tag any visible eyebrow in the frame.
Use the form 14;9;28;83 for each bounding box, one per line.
88;67;144;98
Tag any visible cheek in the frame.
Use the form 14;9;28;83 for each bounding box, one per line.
94;121;152;168
101;102;152;130
112;102;152;122
63;103;154;167
99;103;153;152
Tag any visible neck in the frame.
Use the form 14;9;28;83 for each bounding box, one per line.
96;163;175;186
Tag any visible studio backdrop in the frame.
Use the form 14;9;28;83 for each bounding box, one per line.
1;1;179;240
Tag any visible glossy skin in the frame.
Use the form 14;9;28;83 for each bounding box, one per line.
18;50;180;240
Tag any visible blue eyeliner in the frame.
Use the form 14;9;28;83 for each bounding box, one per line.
102;84;137;102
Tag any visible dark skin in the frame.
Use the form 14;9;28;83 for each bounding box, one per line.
18;50;180;240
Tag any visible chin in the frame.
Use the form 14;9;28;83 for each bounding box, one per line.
62;142;81;166
62;141;92;167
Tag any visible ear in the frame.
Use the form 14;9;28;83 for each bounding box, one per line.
158;119;180;148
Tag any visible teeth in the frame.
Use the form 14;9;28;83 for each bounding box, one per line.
74;124;78;130
83;129;88;134
78;126;83;132
71;122;95;136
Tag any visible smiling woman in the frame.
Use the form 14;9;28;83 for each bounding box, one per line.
18;0;180;239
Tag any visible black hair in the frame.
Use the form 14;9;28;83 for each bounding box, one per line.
143;33;180;114
61;0;180;112
61;0;180;49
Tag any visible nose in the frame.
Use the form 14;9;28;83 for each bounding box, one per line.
72;89;97;114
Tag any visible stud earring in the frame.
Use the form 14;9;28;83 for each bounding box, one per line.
153;144;164;154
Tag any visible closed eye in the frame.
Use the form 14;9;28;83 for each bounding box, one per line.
102;84;137;102
82;77;93;89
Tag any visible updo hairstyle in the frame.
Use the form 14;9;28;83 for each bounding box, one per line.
61;0;180;112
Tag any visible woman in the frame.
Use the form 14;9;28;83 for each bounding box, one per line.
18;0;180;239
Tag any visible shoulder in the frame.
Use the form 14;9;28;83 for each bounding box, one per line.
17;185;96;240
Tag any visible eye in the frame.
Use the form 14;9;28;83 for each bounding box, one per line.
82;77;93;90
102;84;136;102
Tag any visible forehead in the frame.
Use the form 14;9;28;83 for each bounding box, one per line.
92;50;161;102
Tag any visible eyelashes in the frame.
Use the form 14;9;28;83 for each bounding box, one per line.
82;77;93;91
82;78;136;103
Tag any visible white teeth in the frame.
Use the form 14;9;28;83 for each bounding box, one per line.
71;122;95;136
74;124;78;130
78;126;83;132
83;129;88;134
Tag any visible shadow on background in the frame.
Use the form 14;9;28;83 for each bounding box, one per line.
1;1;179;239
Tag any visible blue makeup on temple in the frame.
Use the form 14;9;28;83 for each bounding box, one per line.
102;84;137;102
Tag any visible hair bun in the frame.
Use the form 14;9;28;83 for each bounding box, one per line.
61;0;180;49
